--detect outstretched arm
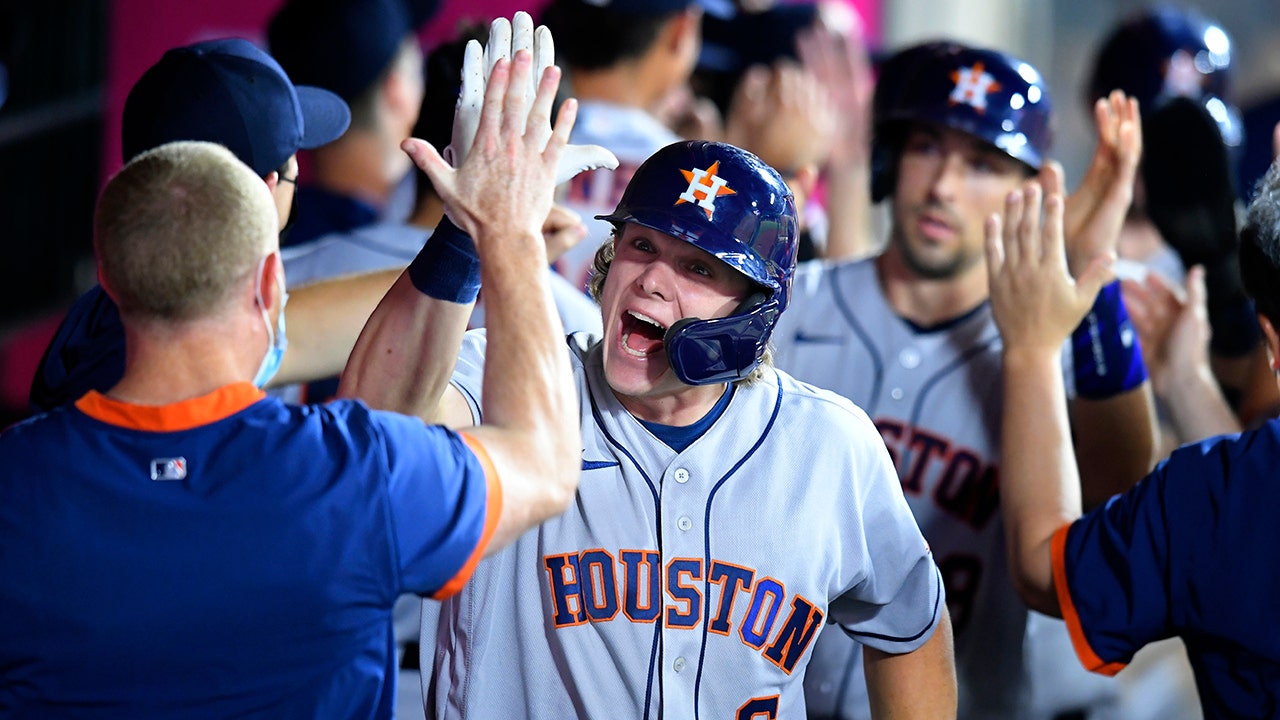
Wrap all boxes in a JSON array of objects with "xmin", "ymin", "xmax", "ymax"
[
  {"xmin": 340, "ymin": 14, "xmax": 583, "ymax": 554},
  {"xmin": 797, "ymin": 23, "xmax": 875, "ymax": 260},
  {"xmin": 986, "ymin": 181, "xmax": 1114, "ymax": 614},
  {"xmin": 270, "ymin": 268, "xmax": 402, "ymax": 388},
  {"xmin": 1053, "ymin": 94, "xmax": 1157, "ymax": 506},
  {"xmin": 1122, "ymin": 265, "xmax": 1240, "ymax": 446}
]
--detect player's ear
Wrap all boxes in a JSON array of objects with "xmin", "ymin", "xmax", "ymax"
[
  {"xmin": 1259, "ymin": 314, "xmax": 1280, "ymax": 372},
  {"xmin": 662, "ymin": 8, "xmax": 702, "ymax": 55}
]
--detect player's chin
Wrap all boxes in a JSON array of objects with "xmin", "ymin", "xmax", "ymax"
[{"xmin": 602, "ymin": 346, "xmax": 670, "ymax": 395}]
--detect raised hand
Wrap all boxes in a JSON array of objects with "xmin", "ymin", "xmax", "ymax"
[
  {"xmin": 723, "ymin": 61, "xmax": 836, "ymax": 173},
  {"xmin": 444, "ymin": 12, "xmax": 617, "ymax": 186},
  {"xmin": 796, "ymin": 21, "xmax": 872, "ymax": 166},
  {"xmin": 1056, "ymin": 90, "xmax": 1142, "ymax": 275},
  {"xmin": 403, "ymin": 42, "xmax": 572, "ymax": 248},
  {"xmin": 1121, "ymin": 266, "xmax": 1210, "ymax": 398},
  {"xmin": 986, "ymin": 166, "xmax": 1115, "ymax": 354}
]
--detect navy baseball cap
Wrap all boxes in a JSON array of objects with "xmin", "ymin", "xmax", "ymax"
[
  {"xmin": 122, "ymin": 38, "xmax": 350, "ymax": 178},
  {"xmin": 269, "ymin": 0, "xmax": 428, "ymax": 103},
  {"xmin": 577, "ymin": 0, "xmax": 734, "ymax": 20},
  {"xmin": 698, "ymin": 3, "xmax": 816, "ymax": 73}
]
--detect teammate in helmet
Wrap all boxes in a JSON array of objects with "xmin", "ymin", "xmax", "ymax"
[
  {"xmin": 347, "ymin": 20, "xmax": 958, "ymax": 710},
  {"xmin": 403, "ymin": 135, "xmax": 955, "ymax": 719},
  {"xmin": 772, "ymin": 41, "xmax": 1156, "ymax": 719},
  {"xmin": 589, "ymin": 141, "xmax": 796, "ymax": 390}
]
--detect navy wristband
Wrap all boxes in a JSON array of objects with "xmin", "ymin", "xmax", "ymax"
[
  {"xmin": 1071, "ymin": 281, "xmax": 1148, "ymax": 399},
  {"xmin": 407, "ymin": 217, "xmax": 481, "ymax": 303}
]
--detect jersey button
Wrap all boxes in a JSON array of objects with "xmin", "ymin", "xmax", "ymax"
[
  {"xmin": 890, "ymin": 387, "xmax": 904, "ymax": 401},
  {"xmin": 673, "ymin": 657, "xmax": 687, "ymax": 673},
  {"xmin": 674, "ymin": 468, "xmax": 690, "ymax": 484},
  {"xmin": 677, "ymin": 516, "xmax": 693, "ymax": 531},
  {"xmin": 899, "ymin": 348, "xmax": 922, "ymax": 369}
]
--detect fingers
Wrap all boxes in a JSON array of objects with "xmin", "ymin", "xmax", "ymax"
[
  {"xmin": 486, "ymin": 16, "xmax": 511, "ymax": 79},
  {"xmin": 1185, "ymin": 264, "xmax": 1207, "ymax": 314},
  {"xmin": 451, "ymin": 39, "xmax": 485, "ymax": 167},
  {"xmin": 1038, "ymin": 159, "xmax": 1065, "ymax": 198},
  {"xmin": 477, "ymin": 56, "xmax": 512, "ymax": 144},
  {"xmin": 548, "ymin": 98, "xmax": 578, "ymax": 162},
  {"xmin": 1002, "ymin": 188, "xmax": 1025, "ymax": 268},
  {"xmin": 1018, "ymin": 183, "xmax": 1044, "ymax": 265},
  {"xmin": 984, "ymin": 212, "xmax": 1005, "ymax": 280},
  {"xmin": 526, "ymin": 61, "xmax": 561, "ymax": 151},
  {"xmin": 512, "ymin": 11, "xmax": 536, "ymax": 103},
  {"xmin": 534, "ymin": 25, "xmax": 555, "ymax": 100},
  {"xmin": 402, "ymin": 138, "xmax": 455, "ymax": 196},
  {"xmin": 1074, "ymin": 252, "xmax": 1117, "ymax": 306},
  {"xmin": 502, "ymin": 50, "xmax": 534, "ymax": 138}
]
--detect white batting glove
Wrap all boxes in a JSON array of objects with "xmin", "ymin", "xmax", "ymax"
[{"xmin": 444, "ymin": 12, "xmax": 618, "ymax": 185}]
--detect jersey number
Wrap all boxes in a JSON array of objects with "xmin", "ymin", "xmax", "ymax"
[
  {"xmin": 735, "ymin": 695, "xmax": 779, "ymax": 719},
  {"xmin": 937, "ymin": 554, "xmax": 982, "ymax": 634}
]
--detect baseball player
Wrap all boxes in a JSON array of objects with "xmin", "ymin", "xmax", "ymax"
[
  {"xmin": 770, "ymin": 43, "xmax": 1156, "ymax": 719},
  {"xmin": 426, "ymin": 138, "xmax": 954, "ymax": 719},
  {"xmin": 989, "ymin": 154, "xmax": 1280, "ymax": 720},
  {"xmin": 337, "ymin": 16, "xmax": 956, "ymax": 717}
]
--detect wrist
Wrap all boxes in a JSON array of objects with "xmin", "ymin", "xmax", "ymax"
[
  {"xmin": 1070, "ymin": 281, "xmax": 1149, "ymax": 398},
  {"xmin": 407, "ymin": 217, "xmax": 481, "ymax": 303}
]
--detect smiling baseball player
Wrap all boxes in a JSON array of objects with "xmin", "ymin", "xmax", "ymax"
[{"xmin": 340, "ymin": 14, "xmax": 957, "ymax": 718}]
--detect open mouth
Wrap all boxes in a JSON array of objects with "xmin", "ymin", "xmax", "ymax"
[{"xmin": 621, "ymin": 310, "xmax": 667, "ymax": 357}]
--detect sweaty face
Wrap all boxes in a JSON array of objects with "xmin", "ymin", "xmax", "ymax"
[
  {"xmin": 890, "ymin": 123, "xmax": 1030, "ymax": 280},
  {"xmin": 599, "ymin": 223, "xmax": 754, "ymax": 407}
]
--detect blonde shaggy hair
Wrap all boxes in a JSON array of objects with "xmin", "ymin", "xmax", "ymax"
[{"xmin": 94, "ymin": 141, "xmax": 277, "ymax": 322}]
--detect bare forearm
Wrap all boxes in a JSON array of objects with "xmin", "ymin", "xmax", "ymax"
[
  {"xmin": 470, "ymin": 228, "xmax": 580, "ymax": 549},
  {"xmin": 1161, "ymin": 365, "xmax": 1241, "ymax": 442},
  {"xmin": 823, "ymin": 160, "xmax": 876, "ymax": 261},
  {"xmin": 1071, "ymin": 383, "xmax": 1158, "ymax": 508},
  {"xmin": 336, "ymin": 272, "xmax": 473, "ymax": 422},
  {"xmin": 1002, "ymin": 349, "xmax": 1080, "ymax": 615},
  {"xmin": 273, "ymin": 268, "xmax": 402, "ymax": 386},
  {"xmin": 864, "ymin": 611, "xmax": 957, "ymax": 719}
]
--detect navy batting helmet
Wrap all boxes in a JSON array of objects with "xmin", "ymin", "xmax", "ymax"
[
  {"xmin": 1087, "ymin": 5, "xmax": 1240, "ymax": 148},
  {"xmin": 871, "ymin": 42, "xmax": 1052, "ymax": 202},
  {"xmin": 597, "ymin": 140, "xmax": 798, "ymax": 386}
]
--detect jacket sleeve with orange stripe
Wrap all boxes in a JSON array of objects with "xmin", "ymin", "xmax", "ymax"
[
  {"xmin": 1051, "ymin": 428, "xmax": 1258, "ymax": 677},
  {"xmin": 375, "ymin": 407, "xmax": 502, "ymax": 601}
]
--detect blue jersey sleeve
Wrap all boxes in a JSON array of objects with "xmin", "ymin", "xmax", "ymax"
[
  {"xmin": 1051, "ymin": 433, "xmax": 1249, "ymax": 675},
  {"xmin": 1052, "ymin": 464, "xmax": 1177, "ymax": 675},
  {"xmin": 376, "ymin": 411, "xmax": 501, "ymax": 600}
]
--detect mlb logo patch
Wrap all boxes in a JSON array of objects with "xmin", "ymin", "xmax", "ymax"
[{"xmin": 150, "ymin": 457, "xmax": 187, "ymax": 481}]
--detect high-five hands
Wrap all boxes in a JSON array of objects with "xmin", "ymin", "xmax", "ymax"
[
  {"xmin": 1051, "ymin": 90, "xmax": 1142, "ymax": 276},
  {"xmin": 986, "ymin": 165, "xmax": 1116, "ymax": 354},
  {"xmin": 444, "ymin": 12, "xmax": 617, "ymax": 186},
  {"xmin": 401, "ymin": 19, "xmax": 572, "ymax": 247}
]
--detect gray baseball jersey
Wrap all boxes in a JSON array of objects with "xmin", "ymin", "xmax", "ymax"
[
  {"xmin": 772, "ymin": 257, "xmax": 1033, "ymax": 719},
  {"xmin": 421, "ymin": 330, "xmax": 943, "ymax": 719}
]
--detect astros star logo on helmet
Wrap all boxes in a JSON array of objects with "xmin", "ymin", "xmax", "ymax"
[
  {"xmin": 677, "ymin": 161, "xmax": 736, "ymax": 219},
  {"xmin": 949, "ymin": 62, "xmax": 1001, "ymax": 113}
]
